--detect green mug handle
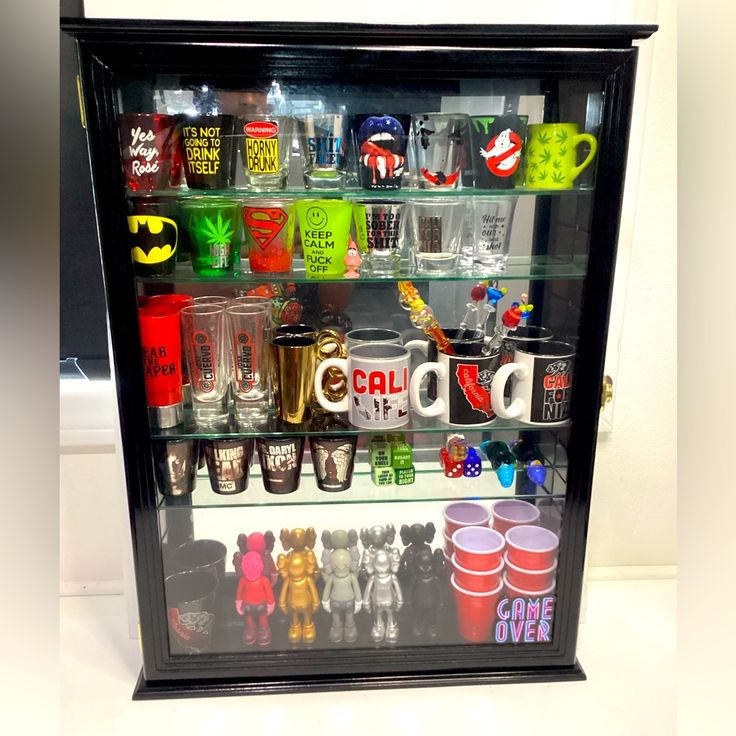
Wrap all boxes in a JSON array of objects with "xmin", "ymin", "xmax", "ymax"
[{"xmin": 570, "ymin": 133, "xmax": 598, "ymax": 182}]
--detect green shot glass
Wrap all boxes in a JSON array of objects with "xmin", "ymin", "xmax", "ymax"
[
  {"xmin": 179, "ymin": 197, "xmax": 241, "ymax": 276},
  {"xmin": 295, "ymin": 199, "xmax": 353, "ymax": 279}
]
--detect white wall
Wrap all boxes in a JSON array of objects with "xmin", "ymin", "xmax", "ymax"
[{"xmin": 60, "ymin": 0, "xmax": 676, "ymax": 593}]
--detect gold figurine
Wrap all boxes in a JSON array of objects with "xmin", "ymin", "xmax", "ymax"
[{"xmin": 277, "ymin": 528, "xmax": 320, "ymax": 644}]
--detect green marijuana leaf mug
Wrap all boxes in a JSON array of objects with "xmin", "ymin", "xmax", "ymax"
[{"xmin": 524, "ymin": 123, "xmax": 597, "ymax": 189}]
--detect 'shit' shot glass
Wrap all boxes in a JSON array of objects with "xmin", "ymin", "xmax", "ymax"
[
  {"xmin": 351, "ymin": 200, "xmax": 405, "ymax": 276},
  {"xmin": 295, "ymin": 110, "xmax": 349, "ymax": 190}
]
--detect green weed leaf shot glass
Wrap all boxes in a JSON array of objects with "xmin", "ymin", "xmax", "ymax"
[{"xmin": 180, "ymin": 197, "xmax": 241, "ymax": 276}]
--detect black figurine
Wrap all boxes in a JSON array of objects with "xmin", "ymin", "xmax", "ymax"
[
  {"xmin": 398, "ymin": 522, "xmax": 436, "ymax": 584},
  {"xmin": 407, "ymin": 547, "xmax": 447, "ymax": 640}
]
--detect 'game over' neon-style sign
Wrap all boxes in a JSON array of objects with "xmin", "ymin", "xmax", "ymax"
[{"xmin": 494, "ymin": 596, "xmax": 555, "ymax": 644}]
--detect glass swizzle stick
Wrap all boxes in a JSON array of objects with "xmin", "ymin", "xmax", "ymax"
[
  {"xmin": 397, "ymin": 281, "xmax": 455, "ymax": 355},
  {"xmin": 483, "ymin": 293, "xmax": 533, "ymax": 355}
]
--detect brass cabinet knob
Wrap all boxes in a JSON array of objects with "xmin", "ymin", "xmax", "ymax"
[{"xmin": 600, "ymin": 375, "xmax": 613, "ymax": 411}]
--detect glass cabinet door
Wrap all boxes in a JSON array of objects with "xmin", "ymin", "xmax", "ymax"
[{"xmin": 84, "ymin": 30, "xmax": 639, "ymax": 681}]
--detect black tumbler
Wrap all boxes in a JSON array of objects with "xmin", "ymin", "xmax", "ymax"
[
  {"xmin": 309, "ymin": 435, "xmax": 357, "ymax": 492},
  {"xmin": 203, "ymin": 438, "xmax": 254, "ymax": 494},
  {"xmin": 256, "ymin": 436, "xmax": 305, "ymax": 494},
  {"xmin": 152, "ymin": 438, "xmax": 199, "ymax": 496}
]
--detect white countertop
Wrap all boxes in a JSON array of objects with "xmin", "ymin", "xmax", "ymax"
[{"xmin": 60, "ymin": 577, "xmax": 676, "ymax": 735}]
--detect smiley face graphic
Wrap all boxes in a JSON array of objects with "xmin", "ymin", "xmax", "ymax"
[{"xmin": 306, "ymin": 206, "xmax": 328, "ymax": 229}]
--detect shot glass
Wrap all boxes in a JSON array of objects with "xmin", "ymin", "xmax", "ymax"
[
  {"xmin": 203, "ymin": 438, "xmax": 254, "ymax": 494},
  {"xmin": 226, "ymin": 302, "xmax": 272, "ymax": 419},
  {"xmin": 271, "ymin": 334, "xmax": 317, "ymax": 424},
  {"xmin": 295, "ymin": 110, "xmax": 349, "ymax": 190},
  {"xmin": 179, "ymin": 197, "xmax": 241, "ymax": 276},
  {"xmin": 256, "ymin": 436, "xmax": 306, "ymax": 494},
  {"xmin": 152, "ymin": 439, "xmax": 199, "ymax": 496},
  {"xmin": 239, "ymin": 114, "xmax": 294, "ymax": 191},
  {"xmin": 180, "ymin": 304, "xmax": 230, "ymax": 424},
  {"xmin": 411, "ymin": 113, "xmax": 469, "ymax": 189},
  {"xmin": 296, "ymin": 199, "xmax": 353, "ymax": 278},
  {"xmin": 470, "ymin": 196, "xmax": 518, "ymax": 274},
  {"xmin": 351, "ymin": 200, "xmax": 405, "ymax": 275},
  {"xmin": 309, "ymin": 435, "xmax": 357, "ymax": 492},
  {"xmin": 407, "ymin": 198, "xmax": 467, "ymax": 275},
  {"xmin": 127, "ymin": 196, "xmax": 179, "ymax": 277},
  {"xmin": 177, "ymin": 114, "xmax": 237, "ymax": 190},
  {"xmin": 118, "ymin": 112, "xmax": 179, "ymax": 192},
  {"xmin": 352, "ymin": 114, "xmax": 409, "ymax": 191},
  {"xmin": 241, "ymin": 198, "xmax": 296, "ymax": 273}
]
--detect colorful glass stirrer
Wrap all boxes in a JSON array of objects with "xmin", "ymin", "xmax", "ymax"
[
  {"xmin": 398, "ymin": 281, "xmax": 455, "ymax": 355},
  {"xmin": 483, "ymin": 293, "xmax": 534, "ymax": 354}
]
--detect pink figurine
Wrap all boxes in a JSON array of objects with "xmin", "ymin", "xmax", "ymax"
[
  {"xmin": 236, "ymin": 551, "xmax": 276, "ymax": 646},
  {"xmin": 343, "ymin": 239, "xmax": 362, "ymax": 279}
]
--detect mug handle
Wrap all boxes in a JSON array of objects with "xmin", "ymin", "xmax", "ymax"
[
  {"xmin": 316, "ymin": 330, "xmax": 346, "ymax": 362},
  {"xmin": 409, "ymin": 362, "xmax": 446, "ymax": 418},
  {"xmin": 490, "ymin": 362, "xmax": 530, "ymax": 419},
  {"xmin": 314, "ymin": 358, "xmax": 349, "ymax": 413},
  {"xmin": 570, "ymin": 133, "xmax": 598, "ymax": 182},
  {"xmin": 405, "ymin": 339, "xmax": 429, "ymax": 357}
]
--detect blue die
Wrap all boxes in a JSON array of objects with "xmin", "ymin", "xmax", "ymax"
[{"xmin": 463, "ymin": 448, "xmax": 483, "ymax": 478}]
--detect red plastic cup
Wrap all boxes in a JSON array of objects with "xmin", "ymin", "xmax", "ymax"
[
  {"xmin": 443, "ymin": 529, "xmax": 455, "ymax": 556},
  {"xmin": 503, "ymin": 572, "xmax": 556, "ymax": 599},
  {"xmin": 452, "ymin": 553, "xmax": 504, "ymax": 593},
  {"xmin": 491, "ymin": 499, "xmax": 541, "ymax": 535},
  {"xmin": 443, "ymin": 501, "xmax": 491, "ymax": 537},
  {"xmin": 451, "ymin": 574, "xmax": 504, "ymax": 643},
  {"xmin": 503, "ymin": 552, "xmax": 557, "ymax": 592},
  {"xmin": 505, "ymin": 525, "xmax": 559, "ymax": 571},
  {"xmin": 452, "ymin": 526, "xmax": 505, "ymax": 572}
]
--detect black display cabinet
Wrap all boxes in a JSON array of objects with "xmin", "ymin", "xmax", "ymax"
[{"xmin": 62, "ymin": 19, "xmax": 656, "ymax": 698}]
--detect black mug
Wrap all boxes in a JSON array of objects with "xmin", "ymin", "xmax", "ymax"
[
  {"xmin": 405, "ymin": 328, "xmax": 486, "ymax": 400},
  {"xmin": 469, "ymin": 115, "xmax": 528, "ymax": 189}
]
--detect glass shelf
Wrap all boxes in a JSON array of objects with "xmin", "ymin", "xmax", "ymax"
[
  {"xmin": 128, "ymin": 186, "xmax": 594, "ymax": 200},
  {"xmin": 137, "ymin": 255, "xmax": 587, "ymax": 286},
  {"xmin": 158, "ymin": 458, "xmax": 567, "ymax": 509},
  {"xmin": 152, "ymin": 413, "xmax": 571, "ymax": 440}
]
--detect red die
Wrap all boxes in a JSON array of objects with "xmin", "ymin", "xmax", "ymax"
[{"xmin": 439, "ymin": 448, "xmax": 464, "ymax": 479}]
